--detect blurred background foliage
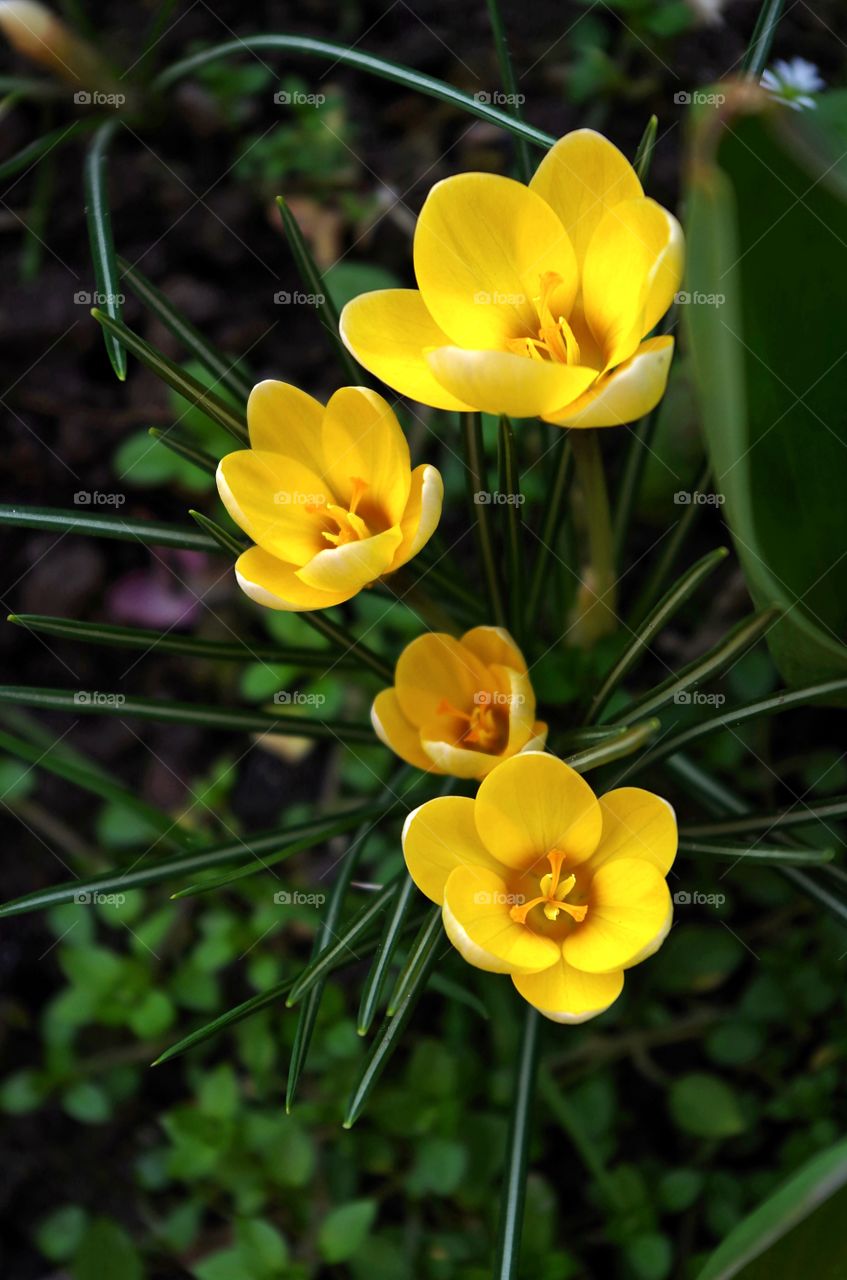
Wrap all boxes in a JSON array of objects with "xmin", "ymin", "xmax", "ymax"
[{"xmin": 1, "ymin": 0, "xmax": 847, "ymax": 1277}]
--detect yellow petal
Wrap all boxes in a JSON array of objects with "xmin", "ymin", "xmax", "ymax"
[
  {"xmin": 418, "ymin": 737, "xmax": 504, "ymax": 779},
  {"xmin": 394, "ymin": 632, "xmax": 491, "ymax": 725},
  {"xmin": 321, "ymin": 386, "xmax": 411, "ymax": 526},
  {"xmin": 247, "ymin": 380, "xmax": 325, "ymax": 469},
  {"xmin": 426, "ymin": 346, "xmax": 597, "ymax": 418},
  {"xmin": 474, "ymin": 752, "xmax": 602, "ymax": 873},
  {"xmin": 529, "ymin": 129, "xmax": 643, "ymax": 267},
  {"xmin": 442, "ymin": 865, "xmax": 561, "ymax": 974},
  {"xmin": 297, "ymin": 525, "xmax": 403, "ymax": 594},
  {"xmin": 414, "ymin": 172, "xmax": 579, "ymax": 348},
  {"xmin": 389, "ymin": 464, "xmax": 444, "ymax": 571},
  {"xmin": 233, "ymin": 546, "xmax": 348, "ymax": 611},
  {"xmin": 583, "ymin": 788, "xmax": 677, "ymax": 878},
  {"xmin": 542, "ymin": 336, "xmax": 674, "ymax": 429},
  {"xmin": 582, "ymin": 198, "xmax": 682, "ymax": 369},
  {"xmin": 339, "ymin": 289, "xmax": 473, "ymax": 411},
  {"xmin": 494, "ymin": 665, "xmax": 536, "ymax": 753},
  {"xmin": 401, "ymin": 794, "xmax": 505, "ymax": 903},
  {"xmin": 513, "ymin": 953, "xmax": 623, "ymax": 1023},
  {"xmin": 216, "ymin": 451, "xmax": 330, "ymax": 562},
  {"xmin": 461, "ymin": 625, "xmax": 527, "ymax": 673},
  {"xmin": 563, "ymin": 857, "xmax": 672, "ymax": 974},
  {"xmin": 371, "ymin": 689, "xmax": 434, "ymax": 772}
]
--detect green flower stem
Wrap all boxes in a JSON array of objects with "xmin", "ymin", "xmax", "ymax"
[
  {"xmin": 299, "ymin": 611, "xmax": 392, "ymax": 683},
  {"xmin": 629, "ymin": 460, "xmax": 711, "ymax": 627},
  {"xmin": 484, "ymin": 0, "xmax": 532, "ymax": 183},
  {"xmin": 463, "ymin": 413, "xmax": 507, "ymax": 628},
  {"xmin": 742, "ymin": 0, "xmax": 787, "ymax": 77},
  {"xmin": 494, "ymin": 1002, "xmax": 541, "ymax": 1280},
  {"xmin": 498, "ymin": 416, "xmax": 525, "ymax": 645},
  {"xmin": 567, "ymin": 430, "xmax": 617, "ymax": 646},
  {"xmin": 526, "ymin": 433, "xmax": 573, "ymax": 627}
]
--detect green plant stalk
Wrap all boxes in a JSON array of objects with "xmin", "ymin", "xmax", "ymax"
[
  {"xmin": 585, "ymin": 547, "xmax": 729, "ymax": 724},
  {"xmin": 681, "ymin": 795, "xmax": 847, "ymax": 838},
  {"xmin": 612, "ymin": 400, "xmax": 662, "ymax": 568},
  {"xmin": 538, "ymin": 1066, "xmax": 625, "ymax": 1210},
  {"xmin": 742, "ymin": 0, "xmax": 787, "ymax": 77},
  {"xmin": 153, "ymin": 977, "xmax": 294, "ymax": 1065},
  {"xmin": 484, "ymin": 0, "xmax": 532, "ymax": 182},
  {"xmin": 632, "ymin": 114, "xmax": 658, "ymax": 183},
  {"xmin": 153, "ymin": 36, "xmax": 556, "ymax": 150},
  {"xmin": 286, "ymin": 880, "xmax": 401, "ymax": 1006},
  {"xmin": 385, "ymin": 903, "xmax": 443, "ymax": 1016},
  {"xmin": 498, "ymin": 416, "xmax": 525, "ymax": 644},
  {"xmin": 298, "ymin": 610, "xmax": 393, "ymax": 682},
  {"xmin": 91, "ymin": 309, "xmax": 248, "ymax": 442},
  {"xmin": 358, "ymin": 873, "xmax": 420, "ymax": 1035},
  {"xmin": 493, "ymin": 1002, "xmax": 541, "ymax": 1280},
  {"xmin": 563, "ymin": 718, "xmax": 660, "ymax": 772},
  {"xmin": 463, "ymin": 413, "xmax": 507, "ymax": 627},
  {"xmin": 678, "ymin": 838, "xmax": 833, "ymax": 865},
  {"xmin": 0, "ymin": 503, "xmax": 220, "ymax": 553},
  {"xmin": 123, "ymin": 260, "xmax": 253, "ymax": 402},
  {"xmin": 568, "ymin": 430, "xmax": 617, "ymax": 646},
  {"xmin": 84, "ymin": 121, "xmax": 125, "ymax": 380},
  {"xmin": 526, "ymin": 433, "xmax": 572, "ymax": 626},
  {"xmin": 7, "ymin": 613, "xmax": 354, "ymax": 668},
  {"xmin": 0, "ymin": 685, "xmax": 373, "ymax": 743},
  {"xmin": 629, "ymin": 460, "xmax": 711, "ymax": 626},
  {"xmin": 147, "ymin": 428, "xmax": 218, "ymax": 476}
]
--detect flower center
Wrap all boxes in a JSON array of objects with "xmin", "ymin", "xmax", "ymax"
[
  {"xmin": 505, "ymin": 272, "xmax": 582, "ymax": 366},
  {"xmin": 309, "ymin": 476, "xmax": 371, "ymax": 548},
  {"xmin": 436, "ymin": 697, "xmax": 509, "ymax": 754},
  {"xmin": 509, "ymin": 848, "xmax": 588, "ymax": 925}
]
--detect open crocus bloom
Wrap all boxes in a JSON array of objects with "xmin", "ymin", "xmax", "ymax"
[
  {"xmin": 216, "ymin": 381, "xmax": 443, "ymax": 611},
  {"xmin": 402, "ymin": 753, "xmax": 677, "ymax": 1022},
  {"xmin": 371, "ymin": 626, "xmax": 547, "ymax": 778},
  {"xmin": 340, "ymin": 129, "xmax": 683, "ymax": 427}
]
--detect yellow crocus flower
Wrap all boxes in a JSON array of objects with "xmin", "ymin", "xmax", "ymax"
[
  {"xmin": 216, "ymin": 382, "xmax": 443, "ymax": 611},
  {"xmin": 372, "ymin": 626, "xmax": 547, "ymax": 778},
  {"xmin": 402, "ymin": 753, "xmax": 677, "ymax": 1022},
  {"xmin": 340, "ymin": 129, "xmax": 683, "ymax": 427}
]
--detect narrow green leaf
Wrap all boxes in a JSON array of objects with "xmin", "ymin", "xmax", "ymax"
[
  {"xmin": 91, "ymin": 309, "xmax": 248, "ymax": 442},
  {"xmin": 557, "ymin": 724, "xmax": 630, "ymax": 752},
  {"xmin": 358, "ymin": 873, "xmax": 419, "ymax": 1035},
  {"xmin": 344, "ymin": 906, "xmax": 443, "ymax": 1127},
  {"xmin": 298, "ymin": 610, "xmax": 393, "ymax": 683},
  {"xmin": 464, "ymin": 412, "xmax": 507, "ymax": 628},
  {"xmin": 153, "ymin": 978, "xmax": 293, "ymax": 1065},
  {"xmin": 484, "ymin": 0, "xmax": 532, "ymax": 182},
  {"xmin": 564, "ymin": 718, "xmax": 660, "ymax": 772},
  {"xmin": 629, "ymin": 460, "xmax": 712, "ymax": 627},
  {"xmin": 275, "ymin": 198, "xmax": 362, "ymax": 384},
  {"xmin": 497, "ymin": 416, "xmax": 525, "ymax": 644},
  {"xmin": 0, "ymin": 503, "xmax": 220, "ymax": 553},
  {"xmin": 681, "ymin": 795, "xmax": 847, "ymax": 839},
  {"xmin": 615, "ymin": 607, "xmax": 780, "ymax": 727},
  {"xmin": 84, "ymin": 122, "xmax": 126, "ymax": 380},
  {"xmin": 741, "ymin": 0, "xmax": 786, "ymax": 77},
  {"xmin": 628, "ymin": 679, "xmax": 847, "ymax": 778},
  {"xmin": 154, "ymin": 36, "xmax": 556, "ymax": 150},
  {"xmin": 0, "ymin": 726, "xmax": 190, "ymax": 849},
  {"xmin": 171, "ymin": 805, "xmax": 388, "ymax": 899},
  {"xmin": 612, "ymin": 400, "xmax": 661, "ymax": 570},
  {"xmin": 188, "ymin": 509, "xmax": 247, "ymax": 556},
  {"xmin": 148, "ymin": 428, "xmax": 217, "ymax": 476},
  {"xmin": 633, "ymin": 114, "xmax": 659, "ymax": 183},
  {"xmin": 538, "ymin": 1066, "xmax": 623, "ymax": 1210},
  {"xmin": 0, "ymin": 119, "xmax": 93, "ymax": 184},
  {"xmin": 7, "ymin": 613, "xmax": 353, "ymax": 668},
  {"xmin": 120, "ymin": 259, "xmax": 252, "ymax": 401},
  {"xmin": 0, "ymin": 806, "xmax": 376, "ymax": 917},
  {"xmin": 679, "ymin": 838, "xmax": 834, "ymax": 865},
  {"xmin": 493, "ymin": 1002, "xmax": 541, "ymax": 1280},
  {"xmin": 0, "ymin": 685, "xmax": 373, "ymax": 742},
  {"xmin": 586, "ymin": 547, "xmax": 729, "ymax": 723},
  {"xmin": 526, "ymin": 434, "xmax": 572, "ymax": 626},
  {"xmin": 385, "ymin": 904, "xmax": 443, "ymax": 1016},
  {"xmin": 286, "ymin": 879, "xmax": 400, "ymax": 1007}
]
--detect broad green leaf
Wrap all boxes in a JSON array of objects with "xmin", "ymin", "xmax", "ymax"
[
  {"xmin": 686, "ymin": 90, "xmax": 847, "ymax": 689},
  {"xmin": 696, "ymin": 1138, "xmax": 847, "ymax": 1279},
  {"xmin": 73, "ymin": 1218, "xmax": 143, "ymax": 1280},
  {"xmin": 669, "ymin": 1072, "xmax": 748, "ymax": 1138},
  {"xmin": 318, "ymin": 1199, "xmax": 377, "ymax": 1264}
]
